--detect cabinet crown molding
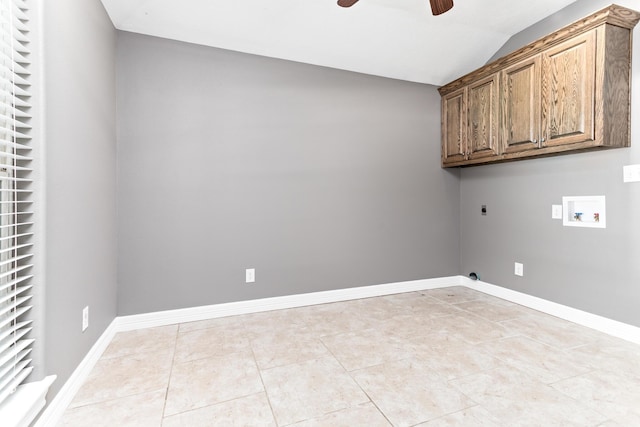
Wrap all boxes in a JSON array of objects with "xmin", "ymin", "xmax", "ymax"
[{"xmin": 439, "ymin": 4, "xmax": 640, "ymax": 96}]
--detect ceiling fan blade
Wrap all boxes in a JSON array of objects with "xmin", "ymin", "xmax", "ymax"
[
  {"xmin": 430, "ymin": 0, "xmax": 454, "ymax": 15},
  {"xmin": 337, "ymin": 0, "xmax": 359, "ymax": 7}
]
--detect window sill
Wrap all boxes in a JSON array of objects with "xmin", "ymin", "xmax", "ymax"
[{"xmin": 0, "ymin": 376, "xmax": 56, "ymax": 427}]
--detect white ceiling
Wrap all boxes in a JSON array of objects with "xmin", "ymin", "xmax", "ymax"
[{"xmin": 100, "ymin": 0, "xmax": 578, "ymax": 86}]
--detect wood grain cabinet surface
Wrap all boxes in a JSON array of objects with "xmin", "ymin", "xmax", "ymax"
[{"xmin": 439, "ymin": 4, "xmax": 640, "ymax": 167}]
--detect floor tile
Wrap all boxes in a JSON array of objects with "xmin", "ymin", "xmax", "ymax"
[
  {"xmin": 428, "ymin": 312, "xmax": 514, "ymax": 345},
  {"xmin": 600, "ymin": 411, "xmax": 640, "ymax": 426},
  {"xmin": 450, "ymin": 365, "xmax": 607, "ymax": 427},
  {"xmin": 320, "ymin": 328, "xmax": 413, "ymax": 371},
  {"xmin": 161, "ymin": 392, "xmax": 275, "ymax": 427},
  {"xmin": 69, "ymin": 350, "xmax": 174, "ymax": 408},
  {"xmin": 477, "ymin": 335, "xmax": 591, "ymax": 383},
  {"xmin": 288, "ymin": 402, "xmax": 391, "ymax": 427},
  {"xmin": 570, "ymin": 338, "xmax": 640, "ymax": 379},
  {"xmin": 251, "ymin": 332, "xmax": 330, "ymax": 370},
  {"xmin": 454, "ymin": 299, "xmax": 533, "ymax": 322},
  {"xmin": 450, "ymin": 364, "xmax": 542, "ymax": 396},
  {"xmin": 409, "ymin": 336, "xmax": 505, "ymax": 380},
  {"xmin": 399, "ymin": 298, "xmax": 464, "ymax": 318},
  {"xmin": 178, "ymin": 315, "xmax": 246, "ymax": 334},
  {"xmin": 101, "ymin": 325, "xmax": 178, "ymax": 359},
  {"xmin": 551, "ymin": 369, "xmax": 640, "ymax": 419},
  {"xmin": 421, "ymin": 286, "xmax": 492, "ymax": 304},
  {"xmin": 500, "ymin": 313, "xmax": 606, "ymax": 349},
  {"xmin": 241, "ymin": 309, "xmax": 310, "ymax": 340},
  {"xmin": 352, "ymin": 358, "xmax": 474, "ymax": 426},
  {"xmin": 355, "ymin": 296, "xmax": 414, "ymax": 320},
  {"xmin": 164, "ymin": 351, "xmax": 263, "ymax": 417},
  {"xmin": 415, "ymin": 405, "xmax": 503, "ymax": 426},
  {"xmin": 60, "ymin": 390, "xmax": 166, "ymax": 427},
  {"xmin": 261, "ymin": 356, "xmax": 369, "ymax": 426},
  {"xmin": 298, "ymin": 300, "xmax": 379, "ymax": 337},
  {"xmin": 374, "ymin": 314, "xmax": 448, "ymax": 339},
  {"xmin": 173, "ymin": 324, "xmax": 250, "ymax": 363}
]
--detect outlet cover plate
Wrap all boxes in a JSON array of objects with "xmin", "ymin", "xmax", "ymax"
[
  {"xmin": 245, "ymin": 268, "xmax": 255, "ymax": 283},
  {"xmin": 623, "ymin": 164, "xmax": 640, "ymax": 183},
  {"xmin": 514, "ymin": 262, "xmax": 524, "ymax": 277},
  {"xmin": 82, "ymin": 306, "xmax": 89, "ymax": 332}
]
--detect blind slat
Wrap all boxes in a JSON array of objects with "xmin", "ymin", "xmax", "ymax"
[
  {"xmin": 0, "ymin": 113, "xmax": 32, "ymax": 130},
  {"xmin": 0, "ymin": 65, "xmax": 29, "ymax": 84},
  {"xmin": 0, "ymin": 364, "xmax": 32, "ymax": 406},
  {"xmin": 0, "ymin": 285, "xmax": 31, "ymax": 306},
  {"xmin": 0, "ymin": 253, "xmax": 32, "ymax": 269},
  {"xmin": 0, "ymin": 264, "xmax": 33, "ymax": 282},
  {"xmin": 0, "ymin": 150, "xmax": 32, "ymax": 160},
  {"xmin": 0, "ymin": 354, "xmax": 32, "ymax": 390},
  {"xmin": 0, "ymin": 275, "xmax": 32, "ymax": 294},
  {"xmin": 0, "ymin": 296, "xmax": 31, "ymax": 319},
  {"xmin": 0, "ymin": 326, "xmax": 31, "ymax": 355},
  {"xmin": 0, "ymin": 339, "xmax": 32, "ymax": 369},
  {"xmin": 0, "ymin": 320, "xmax": 30, "ymax": 344},
  {"xmin": 0, "ymin": 232, "xmax": 33, "ymax": 243},
  {"xmin": 0, "ymin": 357, "xmax": 31, "ymax": 394},
  {"xmin": 0, "ymin": 355, "xmax": 31, "ymax": 388},
  {"xmin": 0, "ymin": 305, "xmax": 30, "ymax": 331},
  {"xmin": 0, "ymin": 164, "xmax": 32, "ymax": 172}
]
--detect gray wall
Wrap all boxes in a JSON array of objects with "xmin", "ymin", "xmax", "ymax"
[
  {"xmin": 461, "ymin": 0, "xmax": 640, "ymax": 327},
  {"xmin": 43, "ymin": 0, "xmax": 118, "ymax": 396},
  {"xmin": 116, "ymin": 32, "xmax": 460, "ymax": 315}
]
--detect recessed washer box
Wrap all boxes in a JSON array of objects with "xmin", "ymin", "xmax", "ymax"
[{"xmin": 562, "ymin": 196, "xmax": 606, "ymax": 228}]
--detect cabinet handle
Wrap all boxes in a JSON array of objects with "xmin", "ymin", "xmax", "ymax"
[
  {"xmin": 532, "ymin": 139, "xmax": 538, "ymax": 143},
  {"xmin": 541, "ymin": 137, "xmax": 546, "ymax": 143}
]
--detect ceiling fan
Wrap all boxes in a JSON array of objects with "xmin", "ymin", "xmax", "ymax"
[{"xmin": 337, "ymin": 0, "xmax": 454, "ymax": 16}]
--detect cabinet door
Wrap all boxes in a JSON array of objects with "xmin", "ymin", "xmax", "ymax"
[
  {"xmin": 468, "ymin": 74, "xmax": 500, "ymax": 160},
  {"xmin": 502, "ymin": 56, "xmax": 541, "ymax": 154},
  {"xmin": 541, "ymin": 31, "xmax": 596, "ymax": 147},
  {"xmin": 441, "ymin": 87, "xmax": 467, "ymax": 165}
]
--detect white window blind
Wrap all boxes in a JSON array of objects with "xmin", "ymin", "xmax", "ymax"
[{"xmin": 0, "ymin": 0, "xmax": 34, "ymax": 407}]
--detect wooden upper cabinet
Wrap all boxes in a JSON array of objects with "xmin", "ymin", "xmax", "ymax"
[
  {"xmin": 502, "ymin": 56, "xmax": 541, "ymax": 154},
  {"xmin": 438, "ymin": 4, "xmax": 640, "ymax": 167},
  {"xmin": 441, "ymin": 87, "xmax": 467, "ymax": 165},
  {"xmin": 468, "ymin": 74, "xmax": 500, "ymax": 160},
  {"xmin": 541, "ymin": 31, "xmax": 596, "ymax": 148}
]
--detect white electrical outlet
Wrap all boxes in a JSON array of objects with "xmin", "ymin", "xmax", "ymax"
[
  {"xmin": 552, "ymin": 205, "xmax": 563, "ymax": 219},
  {"xmin": 514, "ymin": 262, "xmax": 524, "ymax": 277},
  {"xmin": 623, "ymin": 164, "xmax": 640, "ymax": 183},
  {"xmin": 245, "ymin": 268, "xmax": 255, "ymax": 283},
  {"xmin": 82, "ymin": 306, "xmax": 89, "ymax": 332}
]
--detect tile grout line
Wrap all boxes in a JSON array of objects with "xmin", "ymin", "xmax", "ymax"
[
  {"xmin": 159, "ymin": 325, "xmax": 181, "ymax": 423},
  {"xmin": 247, "ymin": 325, "xmax": 280, "ymax": 426}
]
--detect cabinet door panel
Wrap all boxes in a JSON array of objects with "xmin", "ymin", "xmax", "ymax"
[
  {"xmin": 502, "ymin": 56, "xmax": 541, "ymax": 153},
  {"xmin": 541, "ymin": 31, "xmax": 596, "ymax": 147},
  {"xmin": 468, "ymin": 74, "xmax": 500, "ymax": 160},
  {"xmin": 441, "ymin": 88, "xmax": 467, "ymax": 165}
]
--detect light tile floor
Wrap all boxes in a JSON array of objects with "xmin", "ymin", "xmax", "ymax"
[{"xmin": 59, "ymin": 286, "xmax": 640, "ymax": 426}]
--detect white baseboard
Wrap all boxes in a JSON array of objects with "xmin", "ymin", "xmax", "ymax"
[
  {"xmin": 461, "ymin": 277, "xmax": 640, "ymax": 345},
  {"xmin": 34, "ymin": 320, "xmax": 119, "ymax": 427},
  {"xmin": 114, "ymin": 276, "xmax": 461, "ymax": 331},
  {"xmin": 35, "ymin": 274, "xmax": 640, "ymax": 426}
]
